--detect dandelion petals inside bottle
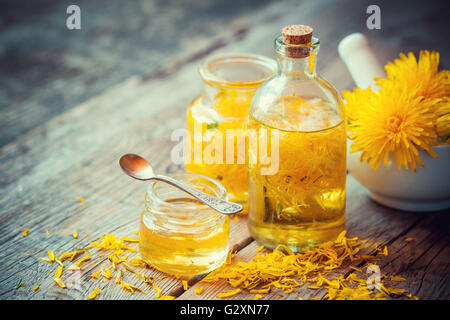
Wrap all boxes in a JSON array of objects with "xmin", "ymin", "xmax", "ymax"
[{"xmin": 248, "ymin": 24, "xmax": 347, "ymax": 251}]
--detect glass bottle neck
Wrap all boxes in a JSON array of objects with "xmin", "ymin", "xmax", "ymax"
[
  {"xmin": 274, "ymin": 35, "xmax": 320, "ymax": 79},
  {"xmin": 277, "ymin": 52, "xmax": 317, "ymax": 78}
]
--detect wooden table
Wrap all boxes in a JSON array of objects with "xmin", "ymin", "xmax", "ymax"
[{"xmin": 0, "ymin": 0, "xmax": 449, "ymax": 300}]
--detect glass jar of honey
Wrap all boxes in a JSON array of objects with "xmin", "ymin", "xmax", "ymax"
[
  {"xmin": 248, "ymin": 25, "xmax": 347, "ymax": 250},
  {"xmin": 139, "ymin": 173, "xmax": 230, "ymax": 276},
  {"xmin": 186, "ymin": 54, "xmax": 277, "ymax": 211}
]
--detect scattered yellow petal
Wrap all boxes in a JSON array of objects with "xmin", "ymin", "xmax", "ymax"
[
  {"xmin": 77, "ymin": 197, "xmax": 85, "ymax": 203},
  {"xmin": 45, "ymin": 229, "xmax": 50, "ymax": 237},
  {"xmin": 48, "ymin": 250, "xmax": 55, "ymax": 262},
  {"xmin": 133, "ymin": 230, "xmax": 139, "ymax": 235},
  {"xmin": 22, "ymin": 228, "xmax": 30, "ymax": 237},
  {"xmin": 55, "ymin": 265, "xmax": 63, "ymax": 279},
  {"xmin": 255, "ymin": 245, "xmax": 265, "ymax": 253},
  {"xmin": 33, "ymin": 285, "xmax": 39, "ymax": 291},
  {"xmin": 152, "ymin": 283, "xmax": 162, "ymax": 298},
  {"xmin": 217, "ymin": 288, "xmax": 241, "ymax": 298},
  {"xmin": 121, "ymin": 280, "xmax": 145, "ymax": 294},
  {"xmin": 54, "ymin": 278, "xmax": 66, "ymax": 288},
  {"xmin": 89, "ymin": 270, "xmax": 100, "ymax": 279},
  {"xmin": 195, "ymin": 287, "xmax": 204, "ymax": 295},
  {"xmin": 73, "ymin": 232, "xmax": 78, "ymax": 239},
  {"xmin": 88, "ymin": 286, "xmax": 101, "ymax": 300},
  {"xmin": 250, "ymin": 288, "xmax": 270, "ymax": 294},
  {"xmin": 202, "ymin": 231, "xmax": 412, "ymax": 300},
  {"xmin": 157, "ymin": 296, "xmax": 176, "ymax": 300},
  {"xmin": 115, "ymin": 270, "xmax": 123, "ymax": 284},
  {"xmin": 390, "ymin": 275, "xmax": 406, "ymax": 282},
  {"xmin": 182, "ymin": 280, "xmax": 189, "ymax": 291},
  {"xmin": 405, "ymin": 238, "xmax": 414, "ymax": 243},
  {"xmin": 101, "ymin": 267, "xmax": 112, "ymax": 279}
]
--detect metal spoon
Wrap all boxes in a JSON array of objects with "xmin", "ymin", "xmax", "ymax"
[{"xmin": 119, "ymin": 154, "xmax": 243, "ymax": 215}]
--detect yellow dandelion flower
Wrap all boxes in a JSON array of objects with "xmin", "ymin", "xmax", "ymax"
[
  {"xmin": 435, "ymin": 97, "xmax": 450, "ymax": 140},
  {"xmin": 376, "ymin": 50, "xmax": 449, "ymax": 100},
  {"xmin": 344, "ymin": 83, "xmax": 439, "ymax": 172}
]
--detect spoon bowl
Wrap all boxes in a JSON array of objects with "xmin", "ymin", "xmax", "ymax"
[
  {"xmin": 119, "ymin": 154, "xmax": 243, "ymax": 215},
  {"xmin": 120, "ymin": 154, "xmax": 155, "ymax": 180}
]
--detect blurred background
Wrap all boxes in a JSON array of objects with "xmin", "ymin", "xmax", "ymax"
[{"xmin": 0, "ymin": 0, "xmax": 448, "ymax": 147}]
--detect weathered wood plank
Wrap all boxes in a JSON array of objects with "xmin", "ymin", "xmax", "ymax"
[{"xmin": 0, "ymin": 0, "xmax": 277, "ymax": 147}]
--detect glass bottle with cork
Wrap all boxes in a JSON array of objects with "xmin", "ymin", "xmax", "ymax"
[{"xmin": 248, "ymin": 25, "xmax": 347, "ymax": 250}]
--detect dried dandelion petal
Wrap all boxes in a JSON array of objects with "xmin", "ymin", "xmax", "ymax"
[
  {"xmin": 129, "ymin": 257, "xmax": 149, "ymax": 268},
  {"xmin": 390, "ymin": 275, "xmax": 406, "ymax": 282},
  {"xmin": 89, "ymin": 270, "xmax": 100, "ymax": 279},
  {"xmin": 77, "ymin": 197, "xmax": 85, "ymax": 203},
  {"xmin": 195, "ymin": 287, "xmax": 204, "ymax": 295},
  {"xmin": 138, "ymin": 273, "xmax": 153, "ymax": 284},
  {"xmin": 48, "ymin": 250, "xmax": 55, "ymax": 262},
  {"xmin": 217, "ymin": 288, "xmax": 241, "ymax": 298},
  {"xmin": 152, "ymin": 283, "xmax": 163, "ymax": 298},
  {"xmin": 255, "ymin": 245, "xmax": 265, "ymax": 253},
  {"xmin": 73, "ymin": 232, "xmax": 78, "ymax": 239},
  {"xmin": 89, "ymin": 233, "xmax": 136, "ymax": 252},
  {"xmin": 115, "ymin": 270, "xmax": 123, "ymax": 284},
  {"xmin": 88, "ymin": 286, "xmax": 101, "ymax": 300},
  {"xmin": 54, "ymin": 278, "xmax": 66, "ymax": 288},
  {"xmin": 55, "ymin": 265, "xmax": 63, "ymax": 279},
  {"xmin": 101, "ymin": 267, "xmax": 112, "ymax": 279},
  {"xmin": 22, "ymin": 228, "xmax": 30, "ymax": 237},
  {"xmin": 203, "ymin": 231, "xmax": 414, "ymax": 300},
  {"xmin": 33, "ymin": 285, "xmax": 39, "ymax": 291},
  {"xmin": 121, "ymin": 280, "xmax": 145, "ymax": 294},
  {"xmin": 182, "ymin": 280, "xmax": 189, "ymax": 291},
  {"xmin": 73, "ymin": 250, "xmax": 91, "ymax": 268},
  {"xmin": 157, "ymin": 296, "xmax": 175, "ymax": 300},
  {"xmin": 59, "ymin": 250, "xmax": 83, "ymax": 262}
]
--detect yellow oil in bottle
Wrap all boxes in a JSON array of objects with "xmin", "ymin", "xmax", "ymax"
[
  {"xmin": 139, "ymin": 197, "xmax": 230, "ymax": 276},
  {"xmin": 248, "ymin": 96, "xmax": 346, "ymax": 250}
]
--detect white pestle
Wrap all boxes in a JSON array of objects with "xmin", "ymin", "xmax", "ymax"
[{"xmin": 338, "ymin": 33, "xmax": 385, "ymax": 90}]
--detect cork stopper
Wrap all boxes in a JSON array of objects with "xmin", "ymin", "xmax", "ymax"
[{"xmin": 281, "ymin": 25, "xmax": 313, "ymax": 58}]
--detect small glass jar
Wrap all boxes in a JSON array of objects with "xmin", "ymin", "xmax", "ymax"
[
  {"xmin": 139, "ymin": 173, "xmax": 230, "ymax": 276},
  {"xmin": 186, "ymin": 53, "xmax": 277, "ymax": 211}
]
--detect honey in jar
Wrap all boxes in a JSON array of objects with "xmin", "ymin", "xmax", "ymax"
[{"xmin": 139, "ymin": 173, "xmax": 230, "ymax": 276}]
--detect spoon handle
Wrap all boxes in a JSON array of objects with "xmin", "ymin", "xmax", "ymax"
[{"xmin": 154, "ymin": 175, "xmax": 243, "ymax": 215}]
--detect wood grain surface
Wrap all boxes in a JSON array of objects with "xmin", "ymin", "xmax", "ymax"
[{"xmin": 0, "ymin": 0, "xmax": 449, "ymax": 300}]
